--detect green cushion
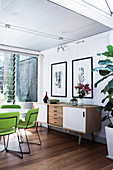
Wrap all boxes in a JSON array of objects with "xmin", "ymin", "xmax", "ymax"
[
  {"xmin": 17, "ymin": 120, "xmax": 35, "ymax": 128},
  {"xmin": 25, "ymin": 108, "xmax": 39, "ymax": 123},
  {"xmin": 1, "ymin": 105, "xmax": 21, "ymax": 109},
  {"xmin": 0, "ymin": 128, "xmax": 15, "ymax": 136},
  {"xmin": 17, "ymin": 108, "xmax": 39, "ymax": 129},
  {"xmin": 0, "ymin": 112, "xmax": 20, "ymax": 129}
]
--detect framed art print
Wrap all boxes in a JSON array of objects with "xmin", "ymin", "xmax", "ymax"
[
  {"xmin": 51, "ymin": 61, "xmax": 67, "ymax": 97},
  {"xmin": 72, "ymin": 57, "xmax": 93, "ymax": 98}
]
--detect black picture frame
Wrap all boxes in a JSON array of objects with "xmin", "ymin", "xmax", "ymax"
[
  {"xmin": 72, "ymin": 57, "xmax": 93, "ymax": 98},
  {"xmin": 51, "ymin": 61, "xmax": 67, "ymax": 97}
]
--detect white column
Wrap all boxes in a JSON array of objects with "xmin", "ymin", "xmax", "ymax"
[
  {"xmin": 38, "ymin": 53, "xmax": 44, "ymax": 102},
  {"xmin": 109, "ymin": 30, "xmax": 113, "ymax": 45}
]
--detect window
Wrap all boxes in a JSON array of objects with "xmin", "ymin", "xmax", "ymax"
[
  {"xmin": 16, "ymin": 55, "xmax": 38, "ymax": 102},
  {"xmin": 0, "ymin": 52, "xmax": 38, "ymax": 102},
  {"xmin": 0, "ymin": 52, "xmax": 14, "ymax": 102}
]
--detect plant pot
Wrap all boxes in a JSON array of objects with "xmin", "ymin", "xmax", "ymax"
[
  {"xmin": 105, "ymin": 126, "xmax": 113, "ymax": 160},
  {"xmin": 78, "ymin": 98, "xmax": 84, "ymax": 106}
]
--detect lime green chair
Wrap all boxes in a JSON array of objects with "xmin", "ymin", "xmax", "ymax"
[
  {"xmin": 17, "ymin": 108, "xmax": 41, "ymax": 154},
  {"xmin": 1, "ymin": 105, "xmax": 21, "ymax": 109},
  {"xmin": 0, "ymin": 112, "xmax": 23, "ymax": 159}
]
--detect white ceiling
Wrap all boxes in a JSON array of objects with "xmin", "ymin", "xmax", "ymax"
[{"xmin": 0, "ymin": 0, "xmax": 112, "ymax": 51}]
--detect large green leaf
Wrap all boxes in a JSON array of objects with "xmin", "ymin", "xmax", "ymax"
[
  {"xmin": 103, "ymin": 85, "xmax": 110, "ymax": 94},
  {"xmin": 97, "ymin": 106, "xmax": 104, "ymax": 111},
  {"xmin": 97, "ymin": 53, "xmax": 101, "ymax": 56},
  {"xmin": 93, "ymin": 66, "xmax": 105, "ymax": 71},
  {"xmin": 104, "ymin": 101, "xmax": 113, "ymax": 111},
  {"xmin": 111, "ymin": 111, "xmax": 113, "ymax": 116},
  {"xmin": 101, "ymin": 80, "xmax": 113, "ymax": 94},
  {"xmin": 102, "ymin": 96, "xmax": 109, "ymax": 103},
  {"xmin": 99, "ymin": 70, "xmax": 110, "ymax": 76},
  {"xmin": 108, "ymin": 88, "xmax": 113, "ymax": 95},
  {"xmin": 109, "ymin": 91, "xmax": 113, "ymax": 104},
  {"xmin": 106, "ymin": 65, "xmax": 113, "ymax": 70},
  {"xmin": 108, "ymin": 123, "xmax": 113, "ymax": 128},
  {"xmin": 102, "ymin": 51, "xmax": 110, "ymax": 57},
  {"xmin": 101, "ymin": 116, "xmax": 108, "ymax": 122},
  {"xmin": 107, "ymin": 45, "xmax": 113, "ymax": 56},
  {"xmin": 94, "ymin": 74, "xmax": 113, "ymax": 87},
  {"xmin": 98, "ymin": 59, "xmax": 112, "ymax": 65},
  {"xmin": 108, "ymin": 79, "xmax": 113, "ymax": 88}
]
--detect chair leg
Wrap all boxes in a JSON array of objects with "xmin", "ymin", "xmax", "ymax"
[
  {"xmin": 6, "ymin": 135, "xmax": 9, "ymax": 149},
  {"xmin": 5, "ymin": 133, "xmax": 23, "ymax": 159},
  {"xmin": 22, "ymin": 129, "xmax": 31, "ymax": 154},
  {"xmin": 3, "ymin": 136, "xmax": 6, "ymax": 149},
  {"xmin": 24, "ymin": 126, "xmax": 41, "ymax": 145},
  {"xmin": 3, "ymin": 136, "xmax": 9, "ymax": 150},
  {"xmin": 36, "ymin": 126, "xmax": 42, "ymax": 145},
  {"xmin": 19, "ymin": 127, "xmax": 41, "ymax": 150},
  {"xmin": 19, "ymin": 129, "xmax": 24, "ymax": 143}
]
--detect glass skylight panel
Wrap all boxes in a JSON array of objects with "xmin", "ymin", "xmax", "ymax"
[
  {"xmin": 106, "ymin": 0, "xmax": 113, "ymax": 13},
  {"xmin": 82, "ymin": 0, "xmax": 110, "ymax": 14}
]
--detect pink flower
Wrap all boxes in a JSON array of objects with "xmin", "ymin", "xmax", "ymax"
[{"xmin": 75, "ymin": 83, "xmax": 91, "ymax": 97}]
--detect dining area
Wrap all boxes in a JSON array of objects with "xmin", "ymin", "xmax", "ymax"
[{"xmin": 0, "ymin": 104, "xmax": 41, "ymax": 159}]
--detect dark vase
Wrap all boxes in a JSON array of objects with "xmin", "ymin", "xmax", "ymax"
[{"xmin": 43, "ymin": 91, "xmax": 48, "ymax": 103}]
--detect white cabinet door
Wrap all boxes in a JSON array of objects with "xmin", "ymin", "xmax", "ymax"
[
  {"xmin": 63, "ymin": 107, "xmax": 86, "ymax": 133},
  {"xmin": 33, "ymin": 103, "xmax": 47, "ymax": 123}
]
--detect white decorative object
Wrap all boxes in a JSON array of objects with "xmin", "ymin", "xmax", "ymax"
[
  {"xmin": 105, "ymin": 126, "xmax": 113, "ymax": 160},
  {"xmin": 78, "ymin": 98, "xmax": 84, "ymax": 105}
]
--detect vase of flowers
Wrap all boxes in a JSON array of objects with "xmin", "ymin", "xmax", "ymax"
[{"xmin": 75, "ymin": 83, "xmax": 91, "ymax": 105}]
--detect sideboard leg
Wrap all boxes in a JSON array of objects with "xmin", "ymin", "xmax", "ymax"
[
  {"xmin": 91, "ymin": 132, "xmax": 94, "ymax": 141},
  {"xmin": 36, "ymin": 122, "xmax": 38, "ymax": 127},
  {"xmin": 78, "ymin": 133, "xmax": 82, "ymax": 145}
]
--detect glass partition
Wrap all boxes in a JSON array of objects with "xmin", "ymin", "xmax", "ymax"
[{"xmin": 0, "ymin": 52, "xmax": 38, "ymax": 102}]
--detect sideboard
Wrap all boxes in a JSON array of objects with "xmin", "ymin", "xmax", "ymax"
[{"xmin": 33, "ymin": 103, "xmax": 101, "ymax": 144}]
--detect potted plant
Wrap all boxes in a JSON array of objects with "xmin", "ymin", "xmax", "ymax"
[
  {"xmin": 93, "ymin": 45, "xmax": 113, "ymax": 160},
  {"xmin": 75, "ymin": 83, "xmax": 91, "ymax": 105}
]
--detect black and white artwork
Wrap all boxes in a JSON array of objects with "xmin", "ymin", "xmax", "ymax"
[
  {"xmin": 51, "ymin": 62, "xmax": 67, "ymax": 97},
  {"xmin": 72, "ymin": 57, "xmax": 93, "ymax": 98}
]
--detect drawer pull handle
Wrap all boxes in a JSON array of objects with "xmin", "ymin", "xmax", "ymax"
[
  {"xmin": 54, "ymin": 114, "xmax": 57, "ymax": 116},
  {"xmin": 54, "ymin": 117, "xmax": 57, "ymax": 119},
  {"xmin": 83, "ymin": 112, "xmax": 85, "ymax": 117},
  {"xmin": 54, "ymin": 110, "xmax": 57, "ymax": 112},
  {"xmin": 54, "ymin": 122, "xmax": 57, "ymax": 123},
  {"xmin": 54, "ymin": 106, "xmax": 57, "ymax": 108}
]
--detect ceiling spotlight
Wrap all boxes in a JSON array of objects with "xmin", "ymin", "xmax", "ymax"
[
  {"xmin": 5, "ymin": 24, "xmax": 11, "ymax": 28},
  {"xmin": 57, "ymin": 45, "xmax": 67, "ymax": 52},
  {"xmin": 59, "ymin": 37, "xmax": 63, "ymax": 40},
  {"xmin": 75, "ymin": 40, "xmax": 84, "ymax": 44},
  {"xmin": 63, "ymin": 45, "xmax": 67, "ymax": 50},
  {"xmin": 57, "ymin": 46, "xmax": 60, "ymax": 52}
]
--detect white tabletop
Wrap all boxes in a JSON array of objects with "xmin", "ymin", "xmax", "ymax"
[{"xmin": 0, "ymin": 109, "xmax": 29, "ymax": 119}]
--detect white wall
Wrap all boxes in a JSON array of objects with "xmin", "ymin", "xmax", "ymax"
[{"xmin": 41, "ymin": 30, "xmax": 112, "ymax": 139}]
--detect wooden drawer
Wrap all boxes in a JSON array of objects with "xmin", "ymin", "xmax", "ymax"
[
  {"xmin": 49, "ymin": 111, "xmax": 63, "ymax": 118},
  {"xmin": 49, "ymin": 116, "xmax": 63, "ymax": 126},
  {"xmin": 49, "ymin": 105, "xmax": 63, "ymax": 114}
]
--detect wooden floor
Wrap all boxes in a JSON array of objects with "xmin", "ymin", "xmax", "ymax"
[{"xmin": 0, "ymin": 127, "xmax": 113, "ymax": 170}]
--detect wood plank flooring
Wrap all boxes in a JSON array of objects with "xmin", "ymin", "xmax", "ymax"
[{"xmin": 0, "ymin": 127, "xmax": 113, "ymax": 170}]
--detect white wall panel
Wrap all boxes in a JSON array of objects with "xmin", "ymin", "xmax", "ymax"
[{"xmin": 41, "ymin": 31, "xmax": 111, "ymax": 138}]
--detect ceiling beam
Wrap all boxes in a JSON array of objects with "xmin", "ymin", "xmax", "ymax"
[{"xmin": 48, "ymin": 0, "xmax": 113, "ymax": 29}]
